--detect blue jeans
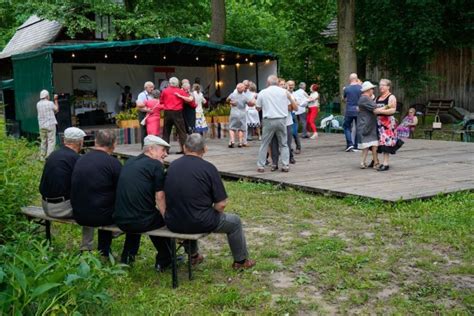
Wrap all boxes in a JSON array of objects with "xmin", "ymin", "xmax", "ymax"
[{"xmin": 343, "ymin": 115, "xmax": 358, "ymax": 148}]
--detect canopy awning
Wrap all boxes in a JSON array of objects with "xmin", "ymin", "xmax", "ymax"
[
  {"xmin": 11, "ymin": 37, "xmax": 277, "ymax": 67},
  {"xmin": 0, "ymin": 79, "xmax": 14, "ymax": 90}
]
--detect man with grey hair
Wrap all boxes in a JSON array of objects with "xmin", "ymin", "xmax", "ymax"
[
  {"xmin": 72, "ymin": 130, "xmax": 122, "ymax": 257},
  {"xmin": 160, "ymin": 77, "xmax": 190, "ymax": 153},
  {"xmin": 39, "ymin": 127, "xmax": 94, "ymax": 251},
  {"xmin": 165, "ymin": 134, "xmax": 256, "ymax": 270},
  {"xmin": 293, "ymin": 82, "xmax": 311, "ymax": 139},
  {"xmin": 255, "ymin": 75, "xmax": 297, "ymax": 172},
  {"xmin": 114, "ymin": 135, "xmax": 172, "ymax": 270},
  {"xmin": 37, "ymin": 89, "xmax": 59, "ymax": 160},
  {"xmin": 137, "ymin": 81, "xmax": 155, "ymax": 147}
]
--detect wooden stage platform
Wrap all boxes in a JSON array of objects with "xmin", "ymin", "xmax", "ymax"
[{"xmin": 114, "ymin": 134, "xmax": 474, "ymax": 202}]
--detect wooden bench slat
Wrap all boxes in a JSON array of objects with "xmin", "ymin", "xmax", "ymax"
[{"xmin": 21, "ymin": 206, "xmax": 207, "ymax": 240}]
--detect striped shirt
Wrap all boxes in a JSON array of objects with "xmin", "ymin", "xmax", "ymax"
[{"xmin": 37, "ymin": 99, "xmax": 57, "ymax": 128}]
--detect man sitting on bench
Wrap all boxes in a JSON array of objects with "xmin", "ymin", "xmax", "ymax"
[
  {"xmin": 164, "ymin": 134, "xmax": 256, "ymax": 270},
  {"xmin": 71, "ymin": 130, "xmax": 122, "ymax": 257},
  {"xmin": 39, "ymin": 127, "xmax": 94, "ymax": 251},
  {"xmin": 113, "ymin": 135, "xmax": 172, "ymax": 271}
]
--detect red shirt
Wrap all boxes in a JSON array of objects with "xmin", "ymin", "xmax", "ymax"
[{"xmin": 160, "ymin": 86, "xmax": 187, "ymax": 111}]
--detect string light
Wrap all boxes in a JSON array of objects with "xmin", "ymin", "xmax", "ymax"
[
  {"xmin": 220, "ymin": 65, "xmax": 225, "ymax": 69},
  {"xmin": 104, "ymin": 54, "xmax": 108, "ymax": 59},
  {"xmin": 249, "ymin": 62, "xmax": 254, "ymax": 66},
  {"xmin": 195, "ymin": 57, "xmax": 199, "ymax": 61},
  {"xmin": 245, "ymin": 58, "xmax": 248, "ymax": 62},
  {"xmin": 265, "ymin": 59, "xmax": 270, "ymax": 64},
  {"xmin": 163, "ymin": 56, "xmax": 167, "ymax": 60},
  {"xmin": 221, "ymin": 57, "xmax": 225, "ymax": 62},
  {"xmin": 236, "ymin": 63, "xmax": 240, "ymax": 67},
  {"xmin": 134, "ymin": 54, "xmax": 138, "ymax": 59},
  {"xmin": 71, "ymin": 53, "xmax": 75, "ymax": 58}
]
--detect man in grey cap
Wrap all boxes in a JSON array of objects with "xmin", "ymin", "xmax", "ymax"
[
  {"xmin": 39, "ymin": 127, "xmax": 94, "ymax": 251},
  {"xmin": 114, "ymin": 135, "xmax": 172, "ymax": 270},
  {"xmin": 37, "ymin": 89, "xmax": 59, "ymax": 160}
]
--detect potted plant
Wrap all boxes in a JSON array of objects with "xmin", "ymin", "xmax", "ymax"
[
  {"xmin": 116, "ymin": 108, "xmax": 139, "ymax": 128},
  {"xmin": 207, "ymin": 104, "xmax": 231, "ymax": 123}
]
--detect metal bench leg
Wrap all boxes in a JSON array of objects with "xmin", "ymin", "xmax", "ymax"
[
  {"xmin": 187, "ymin": 240, "xmax": 193, "ymax": 281},
  {"xmin": 45, "ymin": 220, "xmax": 52, "ymax": 243},
  {"xmin": 171, "ymin": 238, "xmax": 178, "ymax": 288}
]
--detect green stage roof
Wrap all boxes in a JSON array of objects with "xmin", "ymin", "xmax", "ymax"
[{"xmin": 11, "ymin": 37, "xmax": 277, "ymax": 66}]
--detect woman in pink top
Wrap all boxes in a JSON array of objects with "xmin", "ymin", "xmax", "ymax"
[{"xmin": 137, "ymin": 89, "xmax": 163, "ymax": 136}]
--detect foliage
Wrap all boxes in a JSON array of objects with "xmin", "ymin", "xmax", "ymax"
[
  {"xmin": 0, "ymin": 229, "xmax": 125, "ymax": 314},
  {"xmin": 206, "ymin": 104, "xmax": 230, "ymax": 116},
  {"xmin": 115, "ymin": 107, "xmax": 138, "ymax": 121},
  {"xmin": 0, "ymin": 119, "xmax": 42, "ymax": 243},
  {"xmin": 356, "ymin": 0, "xmax": 474, "ymax": 99}
]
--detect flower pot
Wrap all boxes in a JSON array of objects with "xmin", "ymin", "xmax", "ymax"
[
  {"xmin": 117, "ymin": 120, "xmax": 139, "ymax": 129},
  {"xmin": 214, "ymin": 116, "xmax": 229, "ymax": 124}
]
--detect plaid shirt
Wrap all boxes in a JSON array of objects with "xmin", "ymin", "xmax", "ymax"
[{"xmin": 37, "ymin": 99, "xmax": 57, "ymax": 128}]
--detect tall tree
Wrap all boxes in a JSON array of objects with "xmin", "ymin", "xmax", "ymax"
[
  {"xmin": 210, "ymin": 0, "xmax": 226, "ymax": 44},
  {"xmin": 337, "ymin": 0, "xmax": 357, "ymax": 112}
]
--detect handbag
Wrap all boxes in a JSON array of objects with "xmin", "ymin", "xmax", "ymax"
[{"xmin": 432, "ymin": 114, "xmax": 442, "ymax": 129}]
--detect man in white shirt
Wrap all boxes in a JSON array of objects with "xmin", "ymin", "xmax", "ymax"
[
  {"xmin": 36, "ymin": 90, "xmax": 59, "ymax": 161},
  {"xmin": 293, "ymin": 82, "xmax": 310, "ymax": 138},
  {"xmin": 256, "ymin": 75, "xmax": 297, "ymax": 173},
  {"xmin": 137, "ymin": 81, "xmax": 155, "ymax": 147}
]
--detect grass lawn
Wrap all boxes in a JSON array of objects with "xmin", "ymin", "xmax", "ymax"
[{"xmin": 46, "ymin": 181, "xmax": 473, "ymax": 315}]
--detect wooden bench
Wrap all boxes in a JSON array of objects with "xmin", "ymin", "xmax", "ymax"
[{"xmin": 21, "ymin": 206, "xmax": 207, "ymax": 288}]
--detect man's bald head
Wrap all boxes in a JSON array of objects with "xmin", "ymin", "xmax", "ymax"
[{"xmin": 349, "ymin": 73, "xmax": 358, "ymax": 83}]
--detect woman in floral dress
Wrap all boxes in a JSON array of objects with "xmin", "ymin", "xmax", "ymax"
[
  {"xmin": 374, "ymin": 79, "xmax": 403, "ymax": 171},
  {"xmin": 192, "ymin": 84, "xmax": 208, "ymax": 135}
]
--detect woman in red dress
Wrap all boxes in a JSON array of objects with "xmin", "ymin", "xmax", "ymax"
[{"xmin": 137, "ymin": 89, "xmax": 163, "ymax": 136}]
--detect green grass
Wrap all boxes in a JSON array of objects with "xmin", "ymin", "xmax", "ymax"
[{"xmin": 40, "ymin": 180, "xmax": 473, "ymax": 315}]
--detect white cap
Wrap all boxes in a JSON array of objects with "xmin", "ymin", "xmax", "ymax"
[
  {"xmin": 144, "ymin": 135, "xmax": 170, "ymax": 148},
  {"xmin": 361, "ymin": 81, "xmax": 376, "ymax": 92},
  {"xmin": 40, "ymin": 90, "xmax": 49, "ymax": 99},
  {"xmin": 64, "ymin": 127, "xmax": 86, "ymax": 140}
]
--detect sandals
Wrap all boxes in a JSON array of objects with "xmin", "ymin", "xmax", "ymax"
[
  {"xmin": 228, "ymin": 142, "xmax": 235, "ymax": 148},
  {"xmin": 360, "ymin": 162, "xmax": 368, "ymax": 169},
  {"xmin": 368, "ymin": 160, "xmax": 380, "ymax": 169}
]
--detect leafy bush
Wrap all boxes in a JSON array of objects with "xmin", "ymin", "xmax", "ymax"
[
  {"xmin": 206, "ymin": 104, "xmax": 231, "ymax": 116},
  {"xmin": 0, "ymin": 120, "xmax": 43, "ymax": 243},
  {"xmin": 0, "ymin": 229, "xmax": 126, "ymax": 315},
  {"xmin": 115, "ymin": 108, "xmax": 138, "ymax": 121}
]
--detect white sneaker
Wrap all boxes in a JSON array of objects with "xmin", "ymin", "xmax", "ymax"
[
  {"xmin": 310, "ymin": 133, "xmax": 318, "ymax": 139},
  {"xmin": 345, "ymin": 145, "xmax": 354, "ymax": 152}
]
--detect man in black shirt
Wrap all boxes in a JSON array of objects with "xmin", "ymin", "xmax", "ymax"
[
  {"xmin": 114, "ymin": 135, "xmax": 172, "ymax": 270},
  {"xmin": 164, "ymin": 134, "xmax": 256, "ymax": 270},
  {"xmin": 71, "ymin": 130, "xmax": 122, "ymax": 257},
  {"xmin": 39, "ymin": 127, "xmax": 94, "ymax": 250}
]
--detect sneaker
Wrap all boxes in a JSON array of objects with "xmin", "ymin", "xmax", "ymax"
[
  {"xmin": 228, "ymin": 142, "xmax": 235, "ymax": 148},
  {"xmin": 232, "ymin": 259, "xmax": 256, "ymax": 270},
  {"xmin": 238, "ymin": 143, "xmax": 243, "ymax": 148},
  {"xmin": 281, "ymin": 166, "xmax": 290, "ymax": 172},
  {"xmin": 257, "ymin": 167, "xmax": 265, "ymax": 173},
  {"xmin": 351, "ymin": 148, "xmax": 360, "ymax": 152},
  {"xmin": 377, "ymin": 165, "xmax": 390, "ymax": 171},
  {"xmin": 290, "ymin": 157, "xmax": 296, "ymax": 164},
  {"xmin": 345, "ymin": 145, "xmax": 354, "ymax": 152},
  {"xmin": 258, "ymin": 136, "xmax": 262, "ymax": 141},
  {"xmin": 295, "ymin": 148, "xmax": 301, "ymax": 154},
  {"xmin": 271, "ymin": 165, "xmax": 278, "ymax": 172},
  {"xmin": 310, "ymin": 133, "xmax": 318, "ymax": 140}
]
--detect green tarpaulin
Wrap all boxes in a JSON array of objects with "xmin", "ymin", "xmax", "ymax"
[{"xmin": 13, "ymin": 52, "xmax": 53, "ymax": 134}]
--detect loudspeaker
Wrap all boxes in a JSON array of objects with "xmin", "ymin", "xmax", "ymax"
[{"xmin": 55, "ymin": 93, "xmax": 72, "ymax": 133}]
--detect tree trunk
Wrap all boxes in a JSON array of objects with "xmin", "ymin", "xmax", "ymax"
[
  {"xmin": 210, "ymin": 0, "xmax": 226, "ymax": 44},
  {"xmin": 337, "ymin": 0, "xmax": 357, "ymax": 114}
]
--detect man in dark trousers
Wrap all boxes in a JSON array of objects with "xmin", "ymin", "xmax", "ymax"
[
  {"xmin": 71, "ymin": 130, "xmax": 122, "ymax": 257},
  {"xmin": 164, "ymin": 134, "xmax": 256, "ymax": 270},
  {"xmin": 343, "ymin": 73, "xmax": 362, "ymax": 152},
  {"xmin": 39, "ymin": 127, "xmax": 94, "ymax": 251},
  {"xmin": 114, "ymin": 135, "xmax": 172, "ymax": 271}
]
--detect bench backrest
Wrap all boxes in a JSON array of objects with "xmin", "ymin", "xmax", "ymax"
[{"xmin": 425, "ymin": 100, "xmax": 454, "ymax": 115}]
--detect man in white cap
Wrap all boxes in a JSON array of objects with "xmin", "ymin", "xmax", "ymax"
[
  {"xmin": 39, "ymin": 127, "xmax": 94, "ymax": 251},
  {"xmin": 37, "ymin": 89, "xmax": 59, "ymax": 160},
  {"xmin": 114, "ymin": 135, "xmax": 172, "ymax": 270}
]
